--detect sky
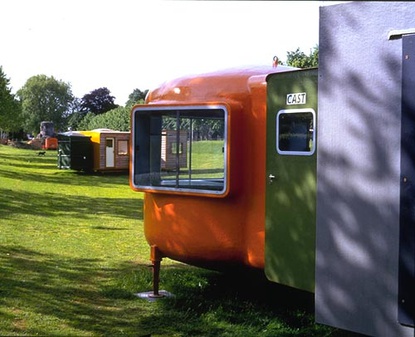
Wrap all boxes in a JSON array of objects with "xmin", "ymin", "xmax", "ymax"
[{"xmin": 1, "ymin": 1, "xmax": 328, "ymax": 106}]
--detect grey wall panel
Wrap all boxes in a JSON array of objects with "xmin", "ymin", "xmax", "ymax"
[{"xmin": 317, "ymin": 2, "xmax": 415, "ymax": 336}]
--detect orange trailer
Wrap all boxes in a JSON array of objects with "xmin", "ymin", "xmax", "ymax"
[
  {"xmin": 130, "ymin": 65, "xmax": 299, "ymax": 275},
  {"xmin": 130, "ymin": 3, "xmax": 415, "ymax": 336}
]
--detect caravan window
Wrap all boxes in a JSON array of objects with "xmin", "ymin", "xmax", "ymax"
[
  {"xmin": 132, "ymin": 105, "xmax": 228, "ymax": 196},
  {"xmin": 118, "ymin": 140, "xmax": 129, "ymax": 156},
  {"xmin": 276, "ymin": 109, "xmax": 316, "ymax": 156}
]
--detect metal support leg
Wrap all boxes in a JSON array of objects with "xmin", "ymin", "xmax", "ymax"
[{"xmin": 149, "ymin": 245, "xmax": 164, "ymax": 298}]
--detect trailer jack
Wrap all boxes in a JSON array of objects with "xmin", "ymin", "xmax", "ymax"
[
  {"xmin": 135, "ymin": 245, "xmax": 173, "ymax": 301},
  {"xmin": 149, "ymin": 245, "xmax": 164, "ymax": 298}
]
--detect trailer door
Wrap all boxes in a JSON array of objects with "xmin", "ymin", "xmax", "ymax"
[
  {"xmin": 265, "ymin": 69, "xmax": 318, "ymax": 292},
  {"xmin": 105, "ymin": 137, "xmax": 115, "ymax": 168}
]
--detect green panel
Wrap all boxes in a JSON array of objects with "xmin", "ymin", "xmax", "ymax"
[
  {"xmin": 265, "ymin": 69, "xmax": 318, "ymax": 292},
  {"xmin": 57, "ymin": 140, "xmax": 71, "ymax": 169},
  {"xmin": 57, "ymin": 135, "xmax": 93, "ymax": 171}
]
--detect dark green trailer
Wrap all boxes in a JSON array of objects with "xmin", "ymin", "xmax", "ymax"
[{"xmin": 57, "ymin": 132, "xmax": 93, "ymax": 171}]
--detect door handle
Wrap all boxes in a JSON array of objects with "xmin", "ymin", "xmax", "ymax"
[{"xmin": 268, "ymin": 174, "xmax": 276, "ymax": 184}]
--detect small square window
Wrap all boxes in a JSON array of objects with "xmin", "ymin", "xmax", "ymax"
[
  {"xmin": 276, "ymin": 109, "xmax": 316, "ymax": 156},
  {"xmin": 105, "ymin": 139, "xmax": 113, "ymax": 148}
]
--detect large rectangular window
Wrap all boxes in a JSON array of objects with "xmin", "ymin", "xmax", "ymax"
[
  {"xmin": 132, "ymin": 105, "xmax": 228, "ymax": 196},
  {"xmin": 276, "ymin": 109, "xmax": 316, "ymax": 156}
]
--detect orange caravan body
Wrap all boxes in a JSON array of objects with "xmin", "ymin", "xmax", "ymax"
[{"xmin": 130, "ymin": 65, "xmax": 295, "ymax": 270}]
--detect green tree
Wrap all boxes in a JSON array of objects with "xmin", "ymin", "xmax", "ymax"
[
  {"xmin": 78, "ymin": 107, "xmax": 130, "ymax": 131},
  {"xmin": 64, "ymin": 97, "xmax": 85, "ymax": 131},
  {"xmin": 125, "ymin": 88, "xmax": 149, "ymax": 108},
  {"xmin": 66, "ymin": 111, "xmax": 85, "ymax": 131},
  {"xmin": 17, "ymin": 75, "xmax": 73, "ymax": 135},
  {"xmin": 0, "ymin": 66, "xmax": 22, "ymax": 134},
  {"xmin": 77, "ymin": 112, "xmax": 96, "ymax": 131},
  {"xmin": 286, "ymin": 45, "xmax": 319, "ymax": 68}
]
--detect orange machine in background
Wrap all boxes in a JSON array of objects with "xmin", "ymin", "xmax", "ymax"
[
  {"xmin": 44, "ymin": 136, "xmax": 58, "ymax": 150},
  {"xmin": 39, "ymin": 121, "xmax": 58, "ymax": 150}
]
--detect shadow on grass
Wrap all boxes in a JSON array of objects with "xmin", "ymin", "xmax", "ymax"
[
  {"xmin": 0, "ymin": 245, "xmax": 148, "ymax": 336},
  {"xmin": 0, "ymin": 151, "xmax": 60, "ymax": 170},
  {"xmin": 0, "ymin": 151, "xmax": 129, "ymax": 188},
  {"xmin": 119, "ymin": 265, "xmax": 363, "ymax": 337},
  {"xmin": 0, "ymin": 166, "xmax": 130, "ymax": 188},
  {"xmin": 0, "ymin": 244, "xmax": 361, "ymax": 337},
  {"xmin": 0, "ymin": 187, "xmax": 142, "ymax": 221},
  {"xmin": 145, "ymin": 267, "xmax": 361, "ymax": 337},
  {"xmin": 0, "ymin": 147, "xmax": 361, "ymax": 336}
]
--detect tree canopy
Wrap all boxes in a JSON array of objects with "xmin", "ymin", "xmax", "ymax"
[
  {"xmin": 78, "ymin": 106, "xmax": 130, "ymax": 131},
  {"xmin": 65, "ymin": 87, "xmax": 148, "ymax": 132},
  {"xmin": 0, "ymin": 66, "xmax": 22, "ymax": 133},
  {"xmin": 17, "ymin": 75, "xmax": 73, "ymax": 135},
  {"xmin": 285, "ymin": 45, "xmax": 319, "ymax": 68},
  {"xmin": 81, "ymin": 87, "xmax": 118, "ymax": 115},
  {"xmin": 125, "ymin": 88, "xmax": 149, "ymax": 107}
]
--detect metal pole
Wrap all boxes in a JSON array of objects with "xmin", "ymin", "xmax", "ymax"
[{"xmin": 149, "ymin": 245, "xmax": 164, "ymax": 298}]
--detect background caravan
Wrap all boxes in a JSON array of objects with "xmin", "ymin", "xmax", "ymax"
[{"xmin": 57, "ymin": 129, "xmax": 130, "ymax": 172}]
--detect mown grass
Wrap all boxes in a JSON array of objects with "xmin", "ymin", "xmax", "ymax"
[
  {"xmin": 0, "ymin": 144, "xmax": 358, "ymax": 336},
  {"xmin": 190, "ymin": 140, "xmax": 224, "ymax": 170}
]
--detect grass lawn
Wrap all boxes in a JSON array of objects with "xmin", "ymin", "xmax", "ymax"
[{"xmin": 0, "ymin": 144, "xmax": 356, "ymax": 336}]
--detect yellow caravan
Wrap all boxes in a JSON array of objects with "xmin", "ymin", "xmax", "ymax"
[{"xmin": 78, "ymin": 129, "xmax": 130, "ymax": 172}]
